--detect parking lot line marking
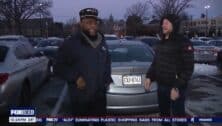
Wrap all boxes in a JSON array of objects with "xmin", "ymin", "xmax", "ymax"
[
  {"xmin": 51, "ymin": 83, "xmax": 68, "ymax": 116},
  {"xmin": 45, "ymin": 82, "xmax": 68, "ymax": 126}
]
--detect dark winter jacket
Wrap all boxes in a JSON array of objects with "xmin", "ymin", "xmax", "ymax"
[
  {"xmin": 146, "ymin": 35, "xmax": 194, "ymax": 88},
  {"xmin": 54, "ymin": 31, "xmax": 113, "ymax": 102}
]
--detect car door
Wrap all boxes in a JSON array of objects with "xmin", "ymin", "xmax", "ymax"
[
  {"xmin": 23, "ymin": 43, "xmax": 48, "ymax": 91},
  {"xmin": 14, "ymin": 43, "xmax": 40, "ymax": 92}
]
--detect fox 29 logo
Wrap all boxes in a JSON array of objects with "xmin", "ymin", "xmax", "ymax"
[{"xmin": 9, "ymin": 107, "xmax": 36, "ymax": 123}]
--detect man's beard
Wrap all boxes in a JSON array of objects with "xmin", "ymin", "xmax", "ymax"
[{"xmin": 82, "ymin": 29, "xmax": 98, "ymax": 41}]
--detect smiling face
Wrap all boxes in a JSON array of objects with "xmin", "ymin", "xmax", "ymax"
[
  {"xmin": 162, "ymin": 19, "xmax": 173, "ymax": 35},
  {"xmin": 80, "ymin": 18, "xmax": 98, "ymax": 37}
]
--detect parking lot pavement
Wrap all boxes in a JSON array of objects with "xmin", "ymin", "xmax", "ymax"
[
  {"xmin": 186, "ymin": 75, "xmax": 222, "ymax": 116},
  {"xmin": 31, "ymin": 65, "xmax": 222, "ymax": 126},
  {"xmin": 32, "ymin": 77, "xmax": 66, "ymax": 116}
]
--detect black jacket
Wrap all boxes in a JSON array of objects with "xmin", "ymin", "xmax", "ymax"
[
  {"xmin": 54, "ymin": 31, "xmax": 112, "ymax": 102},
  {"xmin": 146, "ymin": 35, "xmax": 194, "ymax": 88}
]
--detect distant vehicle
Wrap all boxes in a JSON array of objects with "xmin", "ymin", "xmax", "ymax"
[
  {"xmin": 0, "ymin": 39, "xmax": 49, "ymax": 114},
  {"xmin": 34, "ymin": 37, "xmax": 63, "ymax": 75},
  {"xmin": 191, "ymin": 37, "xmax": 213, "ymax": 42},
  {"xmin": 123, "ymin": 36, "xmax": 135, "ymax": 40},
  {"xmin": 0, "ymin": 35, "xmax": 30, "ymax": 43},
  {"xmin": 137, "ymin": 36, "xmax": 160, "ymax": 49},
  {"xmin": 208, "ymin": 40, "xmax": 222, "ymax": 50},
  {"xmin": 212, "ymin": 36, "xmax": 222, "ymax": 40},
  {"xmin": 104, "ymin": 34, "xmax": 119, "ymax": 41},
  {"xmin": 35, "ymin": 37, "xmax": 64, "ymax": 48},
  {"xmin": 35, "ymin": 47, "xmax": 58, "ymax": 76},
  {"xmin": 28, "ymin": 37, "xmax": 45, "ymax": 47},
  {"xmin": 106, "ymin": 40, "xmax": 158, "ymax": 114},
  {"xmin": 191, "ymin": 40, "xmax": 219, "ymax": 63}
]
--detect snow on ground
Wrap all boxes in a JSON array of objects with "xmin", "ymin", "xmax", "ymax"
[{"xmin": 193, "ymin": 63, "xmax": 220, "ymax": 76}]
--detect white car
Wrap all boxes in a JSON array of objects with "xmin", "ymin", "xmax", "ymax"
[
  {"xmin": 0, "ymin": 35, "xmax": 30, "ymax": 43},
  {"xmin": 208, "ymin": 40, "xmax": 222, "ymax": 51},
  {"xmin": 191, "ymin": 40, "xmax": 219, "ymax": 63},
  {"xmin": 191, "ymin": 37, "xmax": 213, "ymax": 42},
  {"xmin": 0, "ymin": 36, "xmax": 49, "ymax": 114}
]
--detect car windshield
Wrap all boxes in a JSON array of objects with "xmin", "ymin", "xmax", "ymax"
[
  {"xmin": 216, "ymin": 42, "xmax": 222, "ymax": 46},
  {"xmin": 201, "ymin": 38, "xmax": 212, "ymax": 41},
  {"xmin": 37, "ymin": 40, "xmax": 61, "ymax": 47},
  {"xmin": 140, "ymin": 38, "xmax": 159, "ymax": 46},
  {"xmin": 0, "ymin": 46, "xmax": 8, "ymax": 62},
  {"xmin": 209, "ymin": 41, "xmax": 222, "ymax": 46},
  {"xmin": 0, "ymin": 38, "xmax": 18, "ymax": 41},
  {"xmin": 108, "ymin": 44, "xmax": 153, "ymax": 62},
  {"xmin": 105, "ymin": 37, "xmax": 118, "ymax": 40}
]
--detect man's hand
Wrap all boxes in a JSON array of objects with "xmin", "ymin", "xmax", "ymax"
[
  {"xmin": 144, "ymin": 78, "xmax": 151, "ymax": 91},
  {"xmin": 170, "ymin": 88, "xmax": 180, "ymax": 101},
  {"xmin": 76, "ymin": 76, "xmax": 86, "ymax": 90}
]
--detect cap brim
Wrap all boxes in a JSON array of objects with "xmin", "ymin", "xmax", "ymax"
[{"xmin": 80, "ymin": 15, "xmax": 99, "ymax": 20}]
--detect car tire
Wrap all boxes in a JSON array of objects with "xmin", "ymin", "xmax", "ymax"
[{"xmin": 19, "ymin": 82, "xmax": 31, "ymax": 106}]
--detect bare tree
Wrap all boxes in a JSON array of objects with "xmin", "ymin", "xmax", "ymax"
[
  {"xmin": 0, "ymin": 0, "xmax": 52, "ymax": 34},
  {"xmin": 63, "ymin": 17, "xmax": 77, "ymax": 36},
  {"xmin": 124, "ymin": 1, "xmax": 150, "ymax": 21},
  {"xmin": 148, "ymin": 0, "xmax": 193, "ymax": 19}
]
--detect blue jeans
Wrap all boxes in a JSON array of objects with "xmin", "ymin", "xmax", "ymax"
[{"xmin": 158, "ymin": 84, "xmax": 188, "ymax": 126}]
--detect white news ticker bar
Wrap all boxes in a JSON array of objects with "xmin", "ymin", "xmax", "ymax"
[{"xmin": 9, "ymin": 117, "xmax": 36, "ymax": 123}]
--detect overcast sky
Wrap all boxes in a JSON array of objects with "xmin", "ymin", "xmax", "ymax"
[{"xmin": 50, "ymin": 0, "xmax": 222, "ymax": 23}]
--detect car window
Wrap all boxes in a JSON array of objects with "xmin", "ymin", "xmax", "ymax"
[
  {"xmin": 0, "ymin": 46, "xmax": 8, "ymax": 62},
  {"xmin": 37, "ymin": 41, "xmax": 50, "ymax": 47},
  {"xmin": 141, "ymin": 38, "xmax": 159, "ymax": 46},
  {"xmin": 208, "ymin": 41, "xmax": 216, "ymax": 46},
  {"xmin": 0, "ymin": 38, "xmax": 19, "ymax": 41},
  {"xmin": 215, "ymin": 41, "xmax": 222, "ymax": 46},
  {"xmin": 192, "ymin": 41, "xmax": 208, "ymax": 46},
  {"xmin": 108, "ymin": 44, "xmax": 153, "ymax": 62},
  {"xmin": 37, "ymin": 40, "xmax": 62, "ymax": 47},
  {"xmin": 105, "ymin": 37, "xmax": 118, "ymax": 40}
]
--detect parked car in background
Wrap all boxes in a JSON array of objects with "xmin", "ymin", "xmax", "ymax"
[
  {"xmin": 0, "ymin": 35, "xmax": 30, "ymax": 43},
  {"xmin": 191, "ymin": 40, "xmax": 219, "ymax": 63},
  {"xmin": 105, "ymin": 34, "xmax": 119, "ymax": 41},
  {"xmin": 28, "ymin": 37, "xmax": 45, "ymax": 47},
  {"xmin": 191, "ymin": 37, "xmax": 213, "ymax": 42},
  {"xmin": 35, "ymin": 37, "xmax": 64, "ymax": 48},
  {"xmin": 137, "ymin": 36, "xmax": 160, "ymax": 50},
  {"xmin": 34, "ymin": 37, "xmax": 63, "ymax": 75},
  {"xmin": 212, "ymin": 36, "xmax": 222, "ymax": 40},
  {"xmin": 0, "ymin": 37, "xmax": 49, "ymax": 114},
  {"xmin": 123, "ymin": 36, "xmax": 135, "ymax": 40},
  {"xmin": 208, "ymin": 40, "xmax": 222, "ymax": 50},
  {"xmin": 106, "ymin": 40, "xmax": 158, "ymax": 114},
  {"xmin": 35, "ymin": 47, "xmax": 58, "ymax": 76}
]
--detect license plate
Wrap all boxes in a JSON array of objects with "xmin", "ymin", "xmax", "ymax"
[{"xmin": 123, "ymin": 75, "xmax": 142, "ymax": 85}]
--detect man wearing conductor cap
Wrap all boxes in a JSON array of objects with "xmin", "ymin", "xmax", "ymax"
[{"xmin": 55, "ymin": 8, "xmax": 112, "ymax": 126}]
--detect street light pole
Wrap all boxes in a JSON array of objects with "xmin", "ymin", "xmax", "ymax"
[
  {"xmin": 39, "ymin": 3, "xmax": 43, "ymax": 37},
  {"xmin": 204, "ymin": 5, "xmax": 210, "ymax": 36}
]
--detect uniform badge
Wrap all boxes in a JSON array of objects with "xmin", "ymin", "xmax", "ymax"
[
  {"xmin": 76, "ymin": 76, "xmax": 86, "ymax": 90},
  {"xmin": 188, "ymin": 46, "xmax": 193, "ymax": 51}
]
